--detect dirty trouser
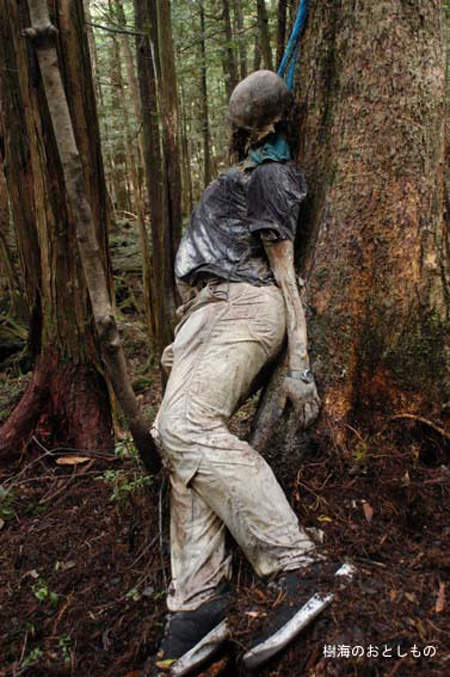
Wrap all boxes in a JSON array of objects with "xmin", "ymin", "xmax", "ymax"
[{"xmin": 155, "ymin": 281, "xmax": 317, "ymax": 612}]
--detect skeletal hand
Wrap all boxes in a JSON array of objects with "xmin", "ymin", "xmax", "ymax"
[{"xmin": 283, "ymin": 376, "xmax": 321, "ymax": 429}]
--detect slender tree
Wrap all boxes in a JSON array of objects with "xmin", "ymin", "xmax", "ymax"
[
  {"xmin": 256, "ymin": 0, "xmax": 273, "ymax": 71},
  {"xmin": 276, "ymin": 0, "xmax": 287, "ymax": 70},
  {"xmin": 233, "ymin": 0, "xmax": 247, "ymax": 80},
  {"xmin": 157, "ymin": 0, "xmax": 182, "ymax": 265},
  {"xmin": 199, "ymin": 0, "xmax": 211, "ymax": 186},
  {"xmin": 222, "ymin": 0, "xmax": 238, "ymax": 98},
  {"xmin": 134, "ymin": 0, "xmax": 176, "ymax": 355}
]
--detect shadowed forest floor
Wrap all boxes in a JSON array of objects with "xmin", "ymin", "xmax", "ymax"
[
  {"xmin": 0, "ymin": 335, "xmax": 448, "ymax": 676},
  {"xmin": 0, "ymin": 224, "xmax": 449, "ymax": 675}
]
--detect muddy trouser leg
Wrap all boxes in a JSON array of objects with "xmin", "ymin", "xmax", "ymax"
[{"xmin": 156, "ymin": 282, "xmax": 317, "ymax": 612}]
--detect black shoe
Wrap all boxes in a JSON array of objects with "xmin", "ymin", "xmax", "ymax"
[
  {"xmin": 143, "ymin": 584, "xmax": 231, "ymax": 676},
  {"xmin": 242, "ymin": 560, "xmax": 356, "ymax": 670}
]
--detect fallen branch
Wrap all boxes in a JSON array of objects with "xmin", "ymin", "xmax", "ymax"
[{"xmin": 388, "ymin": 413, "xmax": 450, "ymax": 441}]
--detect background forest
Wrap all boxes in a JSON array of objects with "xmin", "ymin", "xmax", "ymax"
[{"xmin": 0, "ymin": 1, "xmax": 449, "ymax": 676}]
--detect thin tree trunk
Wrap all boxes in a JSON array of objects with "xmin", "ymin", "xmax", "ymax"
[
  {"xmin": 134, "ymin": 0, "xmax": 174, "ymax": 355},
  {"xmin": 179, "ymin": 78, "xmax": 194, "ymax": 214},
  {"xmin": 156, "ymin": 0, "xmax": 182, "ymax": 262},
  {"xmin": 256, "ymin": 0, "xmax": 273, "ymax": 71},
  {"xmin": 199, "ymin": 0, "xmax": 211, "ymax": 187},
  {"xmin": 108, "ymin": 17, "xmax": 131, "ymax": 212},
  {"xmin": 222, "ymin": 0, "xmax": 238, "ymax": 98},
  {"xmin": 253, "ymin": 33, "xmax": 262, "ymax": 71},
  {"xmin": 233, "ymin": 0, "xmax": 246, "ymax": 80},
  {"xmin": 21, "ymin": 0, "xmax": 158, "ymax": 472},
  {"xmin": 276, "ymin": 0, "xmax": 287, "ymax": 69},
  {"xmin": 114, "ymin": 0, "xmax": 154, "ymax": 336}
]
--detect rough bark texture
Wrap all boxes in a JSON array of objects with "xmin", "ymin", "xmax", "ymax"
[
  {"xmin": 256, "ymin": 0, "xmax": 273, "ymax": 71},
  {"xmin": 157, "ymin": 0, "xmax": 182, "ymax": 267},
  {"xmin": 254, "ymin": 0, "xmax": 449, "ymax": 453},
  {"xmin": 233, "ymin": 0, "xmax": 246, "ymax": 80},
  {"xmin": 134, "ymin": 0, "xmax": 176, "ymax": 355},
  {"xmin": 276, "ymin": 0, "xmax": 287, "ymax": 70},
  {"xmin": 222, "ymin": 0, "xmax": 238, "ymax": 98},
  {"xmin": 17, "ymin": 0, "xmax": 159, "ymax": 472},
  {"xmin": 199, "ymin": 0, "xmax": 211, "ymax": 187},
  {"xmin": 0, "ymin": 0, "xmax": 114, "ymax": 462},
  {"xmin": 0, "ymin": 162, "xmax": 22, "ymax": 308}
]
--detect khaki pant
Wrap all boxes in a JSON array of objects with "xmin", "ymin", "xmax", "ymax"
[{"xmin": 154, "ymin": 281, "xmax": 317, "ymax": 611}]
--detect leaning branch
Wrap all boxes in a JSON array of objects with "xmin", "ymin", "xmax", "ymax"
[
  {"xmin": 87, "ymin": 21, "xmax": 146, "ymax": 37},
  {"xmin": 24, "ymin": 0, "xmax": 159, "ymax": 473}
]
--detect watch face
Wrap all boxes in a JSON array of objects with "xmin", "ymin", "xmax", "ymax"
[{"xmin": 301, "ymin": 369, "xmax": 314, "ymax": 383}]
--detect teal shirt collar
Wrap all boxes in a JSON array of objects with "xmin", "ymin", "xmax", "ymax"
[{"xmin": 248, "ymin": 131, "xmax": 291, "ymax": 166}]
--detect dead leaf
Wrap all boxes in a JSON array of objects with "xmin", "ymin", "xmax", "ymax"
[
  {"xmin": 436, "ymin": 581, "xmax": 445, "ymax": 613},
  {"xmin": 317, "ymin": 515, "xmax": 332, "ymax": 522},
  {"xmin": 56, "ymin": 455, "xmax": 90, "ymax": 465},
  {"xmin": 362, "ymin": 501, "xmax": 374, "ymax": 523}
]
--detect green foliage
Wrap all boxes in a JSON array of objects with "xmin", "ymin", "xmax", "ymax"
[
  {"xmin": 31, "ymin": 578, "xmax": 59, "ymax": 608},
  {"xmin": 0, "ymin": 485, "xmax": 16, "ymax": 522},
  {"xmin": 19, "ymin": 646, "xmax": 43, "ymax": 671},
  {"xmin": 96, "ymin": 467, "xmax": 153, "ymax": 502},
  {"xmin": 58, "ymin": 634, "xmax": 72, "ymax": 666}
]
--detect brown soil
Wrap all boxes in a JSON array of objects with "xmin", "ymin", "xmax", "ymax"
[{"xmin": 0, "ymin": 373, "xmax": 448, "ymax": 677}]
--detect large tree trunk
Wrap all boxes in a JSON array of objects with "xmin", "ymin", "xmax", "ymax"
[
  {"xmin": 254, "ymin": 0, "xmax": 449, "ymax": 456},
  {"xmin": 0, "ymin": 0, "xmax": 113, "ymax": 461}
]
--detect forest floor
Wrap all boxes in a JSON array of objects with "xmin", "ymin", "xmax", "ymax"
[{"xmin": 0, "ymin": 231, "xmax": 449, "ymax": 676}]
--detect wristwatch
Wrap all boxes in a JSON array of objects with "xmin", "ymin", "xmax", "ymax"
[{"xmin": 287, "ymin": 368, "xmax": 314, "ymax": 383}]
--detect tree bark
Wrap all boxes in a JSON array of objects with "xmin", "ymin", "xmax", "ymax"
[
  {"xmin": 134, "ymin": 0, "xmax": 176, "ymax": 355},
  {"xmin": 254, "ymin": 0, "xmax": 449, "ymax": 455},
  {"xmin": 256, "ymin": 0, "xmax": 273, "ymax": 71},
  {"xmin": 0, "ymin": 0, "xmax": 158, "ymax": 469},
  {"xmin": 108, "ymin": 14, "xmax": 132, "ymax": 213},
  {"xmin": 156, "ymin": 0, "xmax": 182, "ymax": 266},
  {"xmin": 179, "ymin": 77, "xmax": 194, "ymax": 214},
  {"xmin": 233, "ymin": 0, "xmax": 246, "ymax": 80},
  {"xmin": 222, "ymin": 0, "xmax": 238, "ymax": 98},
  {"xmin": 199, "ymin": 0, "xmax": 211, "ymax": 187},
  {"xmin": 0, "ymin": 0, "xmax": 114, "ymax": 460},
  {"xmin": 0, "ymin": 161, "xmax": 22, "ymax": 311},
  {"xmin": 114, "ymin": 0, "xmax": 154, "ymax": 337},
  {"xmin": 276, "ymin": 0, "xmax": 287, "ymax": 70}
]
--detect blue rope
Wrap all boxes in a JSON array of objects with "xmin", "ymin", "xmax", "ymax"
[{"xmin": 277, "ymin": 0, "xmax": 310, "ymax": 90}]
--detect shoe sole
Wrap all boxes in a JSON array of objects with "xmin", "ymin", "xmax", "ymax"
[
  {"xmin": 167, "ymin": 619, "xmax": 229, "ymax": 676},
  {"xmin": 242, "ymin": 562, "xmax": 356, "ymax": 670}
]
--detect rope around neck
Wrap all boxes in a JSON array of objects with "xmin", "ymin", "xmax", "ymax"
[{"xmin": 277, "ymin": 0, "xmax": 310, "ymax": 90}]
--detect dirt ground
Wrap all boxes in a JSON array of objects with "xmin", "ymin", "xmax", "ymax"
[{"xmin": 0, "ymin": 343, "xmax": 449, "ymax": 676}]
